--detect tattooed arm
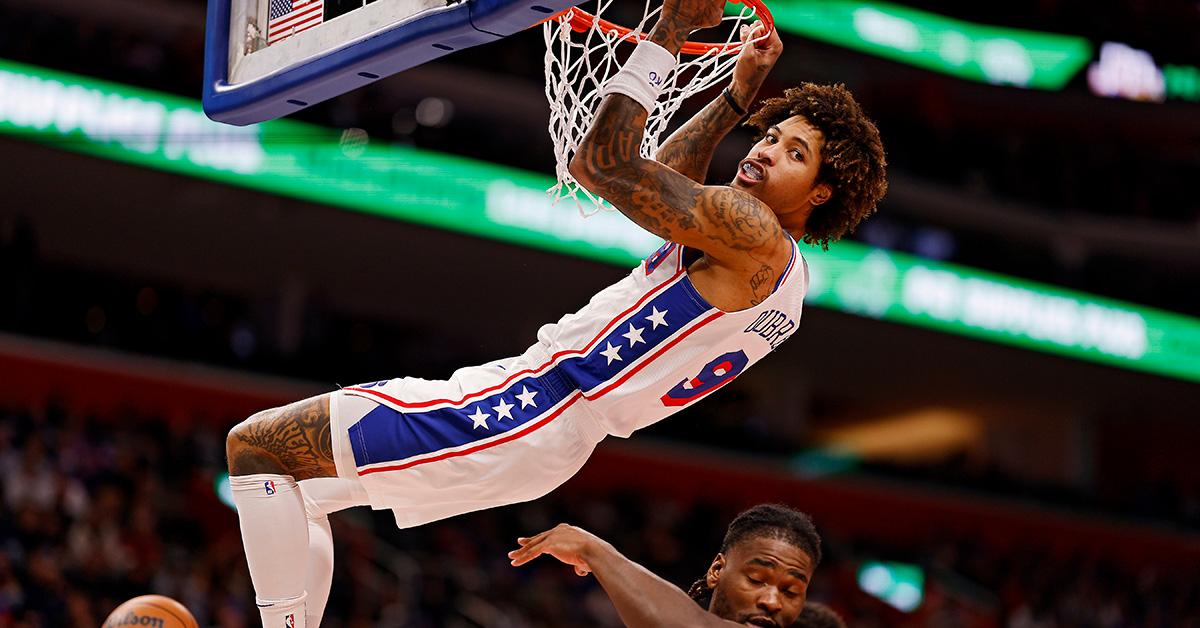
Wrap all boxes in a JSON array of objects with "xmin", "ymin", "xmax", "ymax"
[
  {"xmin": 569, "ymin": 1, "xmax": 791, "ymax": 277},
  {"xmin": 655, "ymin": 23, "xmax": 783, "ymax": 183}
]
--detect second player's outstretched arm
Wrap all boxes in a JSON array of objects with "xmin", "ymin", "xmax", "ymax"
[
  {"xmin": 510, "ymin": 525, "xmax": 740, "ymax": 628},
  {"xmin": 655, "ymin": 23, "xmax": 783, "ymax": 183}
]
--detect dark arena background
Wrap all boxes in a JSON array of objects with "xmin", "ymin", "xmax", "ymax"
[{"xmin": 1, "ymin": 0, "xmax": 1199, "ymax": 625}]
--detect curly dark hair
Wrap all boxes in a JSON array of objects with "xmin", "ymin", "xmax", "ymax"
[
  {"xmin": 745, "ymin": 83, "xmax": 888, "ymax": 249},
  {"xmin": 687, "ymin": 504, "xmax": 822, "ymax": 603},
  {"xmin": 795, "ymin": 602, "xmax": 847, "ymax": 628}
]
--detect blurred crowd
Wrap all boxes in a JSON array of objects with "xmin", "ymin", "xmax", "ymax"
[
  {"xmin": 2, "ymin": 398, "xmax": 1198, "ymax": 627},
  {"xmin": 0, "ymin": 214, "xmax": 471, "ymax": 388},
  {"xmin": 861, "ymin": 456, "xmax": 1200, "ymax": 532}
]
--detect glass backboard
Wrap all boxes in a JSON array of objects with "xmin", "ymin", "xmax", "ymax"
[{"xmin": 203, "ymin": 0, "xmax": 584, "ymax": 125}]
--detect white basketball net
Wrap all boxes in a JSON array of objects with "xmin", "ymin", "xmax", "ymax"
[{"xmin": 543, "ymin": 1, "xmax": 763, "ymax": 214}]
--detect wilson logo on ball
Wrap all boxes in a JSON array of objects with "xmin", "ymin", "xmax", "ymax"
[{"xmin": 108, "ymin": 613, "xmax": 165, "ymax": 628}]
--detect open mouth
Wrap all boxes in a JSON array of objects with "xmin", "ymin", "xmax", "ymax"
[
  {"xmin": 743, "ymin": 617, "xmax": 777, "ymax": 627},
  {"xmin": 736, "ymin": 160, "xmax": 765, "ymax": 185}
]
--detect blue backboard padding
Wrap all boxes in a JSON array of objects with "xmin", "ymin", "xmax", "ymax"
[
  {"xmin": 468, "ymin": 0, "xmax": 564, "ymax": 36},
  {"xmin": 203, "ymin": 0, "xmax": 584, "ymax": 126}
]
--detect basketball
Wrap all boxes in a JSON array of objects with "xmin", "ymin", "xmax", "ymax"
[{"xmin": 102, "ymin": 595, "xmax": 199, "ymax": 628}]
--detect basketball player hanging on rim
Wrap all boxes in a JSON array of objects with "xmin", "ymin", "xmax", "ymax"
[{"xmin": 226, "ymin": 0, "xmax": 886, "ymax": 624}]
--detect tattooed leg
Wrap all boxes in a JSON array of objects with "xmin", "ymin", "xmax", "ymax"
[
  {"xmin": 227, "ymin": 395, "xmax": 339, "ymax": 628},
  {"xmin": 226, "ymin": 394, "xmax": 337, "ymax": 479}
]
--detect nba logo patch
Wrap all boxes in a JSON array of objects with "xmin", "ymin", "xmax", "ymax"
[
  {"xmin": 285, "ymin": 613, "xmax": 295, "ymax": 628},
  {"xmin": 264, "ymin": 480, "xmax": 276, "ymax": 495}
]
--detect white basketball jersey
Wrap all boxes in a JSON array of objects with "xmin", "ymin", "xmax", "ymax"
[
  {"xmin": 532, "ymin": 239, "xmax": 808, "ymax": 437},
  {"xmin": 334, "ymin": 240, "xmax": 807, "ymax": 528}
]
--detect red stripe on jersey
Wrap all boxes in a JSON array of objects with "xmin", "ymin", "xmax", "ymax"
[
  {"xmin": 772, "ymin": 243, "xmax": 797, "ymax": 291},
  {"xmin": 358, "ymin": 391, "xmax": 584, "ymax": 475},
  {"xmin": 583, "ymin": 310, "xmax": 724, "ymax": 400},
  {"xmin": 356, "ymin": 309, "xmax": 726, "ymax": 475},
  {"xmin": 345, "ymin": 267, "xmax": 687, "ymax": 410}
]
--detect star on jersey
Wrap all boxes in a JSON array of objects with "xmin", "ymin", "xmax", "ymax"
[
  {"xmin": 622, "ymin": 323, "xmax": 646, "ymax": 347},
  {"xmin": 600, "ymin": 341, "xmax": 623, "ymax": 365},
  {"xmin": 645, "ymin": 306, "xmax": 669, "ymax": 329},
  {"xmin": 515, "ymin": 385, "xmax": 539, "ymax": 409},
  {"xmin": 467, "ymin": 406, "xmax": 490, "ymax": 430},
  {"xmin": 492, "ymin": 397, "xmax": 515, "ymax": 421}
]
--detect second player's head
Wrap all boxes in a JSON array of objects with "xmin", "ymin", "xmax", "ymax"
[
  {"xmin": 688, "ymin": 503, "xmax": 822, "ymax": 627},
  {"xmin": 732, "ymin": 83, "xmax": 888, "ymax": 249}
]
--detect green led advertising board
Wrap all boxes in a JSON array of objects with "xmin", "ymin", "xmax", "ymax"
[
  {"xmin": 750, "ymin": 0, "xmax": 1092, "ymax": 89},
  {"xmin": 1, "ymin": 59, "xmax": 1197, "ymax": 382}
]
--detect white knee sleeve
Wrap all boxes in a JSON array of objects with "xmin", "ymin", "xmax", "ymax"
[
  {"xmin": 231, "ymin": 473, "xmax": 310, "ymax": 628},
  {"xmin": 298, "ymin": 477, "xmax": 369, "ymax": 628}
]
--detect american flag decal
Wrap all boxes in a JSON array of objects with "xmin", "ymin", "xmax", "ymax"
[{"xmin": 267, "ymin": 0, "xmax": 323, "ymax": 45}]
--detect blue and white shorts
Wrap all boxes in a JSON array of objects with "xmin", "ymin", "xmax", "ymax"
[{"xmin": 329, "ymin": 354, "xmax": 609, "ymax": 529}]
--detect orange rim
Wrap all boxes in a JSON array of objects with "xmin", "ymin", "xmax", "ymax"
[{"xmin": 547, "ymin": 0, "xmax": 773, "ymax": 56}]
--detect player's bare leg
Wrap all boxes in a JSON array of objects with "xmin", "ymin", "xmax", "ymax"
[{"xmin": 227, "ymin": 394, "xmax": 360, "ymax": 628}]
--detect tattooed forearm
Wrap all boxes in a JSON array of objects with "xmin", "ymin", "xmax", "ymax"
[
  {"xmin": 227, "ymin": 396, "xmax": 336, "ymax": 479},
  {"xmin": 572, "ymin": 95, "xmax": 703, "ymax": 241},
  {"xmin": 656, "ymin": 93, "xmax": 745, "ymax": 183},
  {"xmin": 572, "ymin": 91, "xmax": 781, "ymax": 254},
  {"xmin": 569, "ymin": 13, "xmax": 783, "ymax": 258},
  {"xmin": 657, "ymin": 28, "xmax": 774, "ymax": 183}
]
